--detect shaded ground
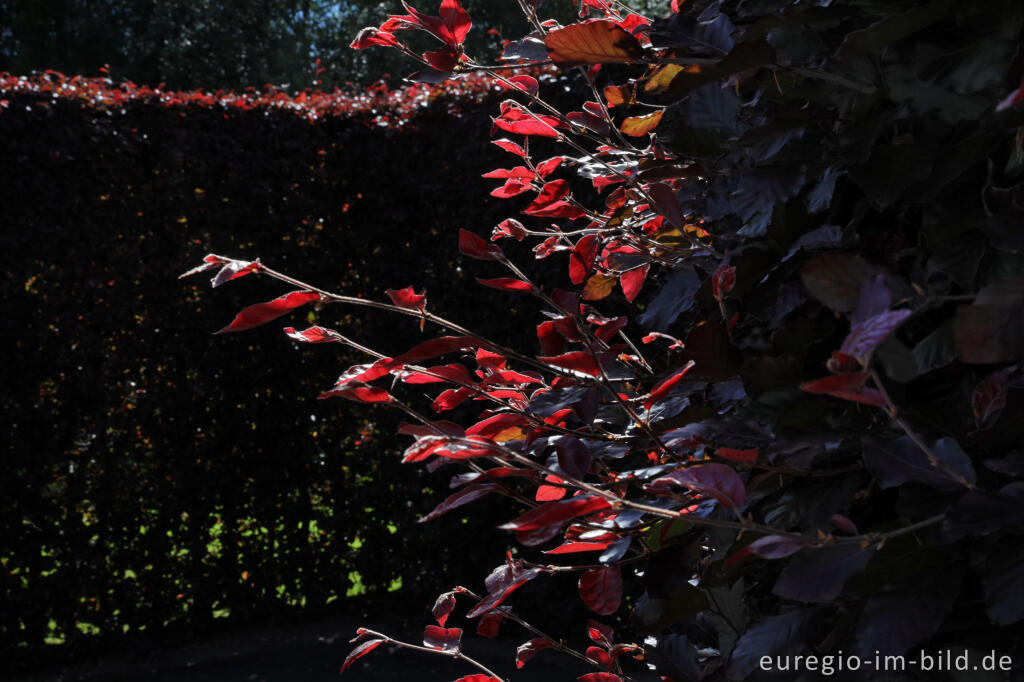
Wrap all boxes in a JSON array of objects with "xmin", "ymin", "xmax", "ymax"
[{"xmin": 15, "ymin": 616, "xmax": 590, "ymax": 682}]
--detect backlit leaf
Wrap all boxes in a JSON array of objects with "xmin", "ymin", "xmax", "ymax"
[
  {"xmin": 621, "ymin": 110, "xmax": 663, "ymax": 137},
  {"xmin": 544, "ymin": 21, "xmax": 643, "ymax": 67},
  {"xmin": 216, "ymin": 290, "xmax": 320, "ymax": 334},
  {"xmin": 423, "ymin": 625, "xmax": 462, "ymax": 652}
]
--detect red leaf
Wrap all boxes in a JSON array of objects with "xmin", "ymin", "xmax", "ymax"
[
  {"xmin": 395, "ymin": 335, "xmax": 479, "ymax": 364},
  {"xmin": 499, "ymin": 74, "xmax": 539, "ymax": 96},
  {"xmin": 650, "ymin": 462, "xmax": 746, "ymax": 508},
  {"xmin": 536, "ymin": 156, "xmax": 569, "ymax": 178},
  {"xmin": 800, "ymin": 372, "xmax": 887, "ymax": 407},
  {"xmin": 420, "ymin": 483, "xmax": 501, "ymax": 523},
  {"xmin": 537, "ymin": 321, "xmax": 568, "ymax": 356},
  {"xmin": 586, "ymin": 646, "xmax": 613, "ymax": 669},
  {"xmin": 492, "ymin": 218, "xmax": 529, "ymax": 241},
  {"xmin": 334, "ymin": 358, "xmax": 397, "ymax": 385},
  {"xmin": 492, "ymin": 110, "xmax": 563, "ymax": 138},
  {"xmin": 587, "ymin": 619, "xmax": 614, "ymax": 647},
  {"xmin": 438, "ymin": 0, "xmax": 472, "ymax": 44},
  {"xmin": 544, "ymin": 540, "xmax": 613, "ymax": 554},
  {"xmin": 516, "ymin": 638, "xmax": 556, "ymax": 669},
  {"xmin": 284, "ymin": 326, "xmax": 340, "ymax": 343},
  {"xmin": 340, "ymin": 638, "xmax": 384, "ymax": 673},
  {"xmin": 491, "ymin": 178, "xmax": 533, "ymax": 198},
  {"xmin": 482, "ymin": 369, "xmax": 543, "ymax": 385},
  {"xmin": 433, "ymin": 387, "xmax": 475, "ymax": 412},
  {"xmin": 840, "ymin": 309, "xmax": 911, "ymax": 361},
  {"xmin": 579, "ymin": 566, "xmax": 622, "ymax": 616},
  {"xmin": 620, "ymin": 265, "xmax": 648, "ymax": 302},
  {"xmin": 476, "ymin": 610, "xmax": 505, "ymax": 638},
  {"xmin": 525, "ymin": 179, "xmax": 571, "ymax": 212},
  {"xmin": 211, "ymin": 260, "xmax": 260, "ymax": 287},
  {"xmin": 522, "ymin": 200, "xmax": 588, "ymax": 219},
  {"xmin": 538, "ymin": 350, "xmax": 601, "ymax": 376},
  {"xmin": 535, "ymin": 476, "xmax": 567, "ymax": 502},
  {"xmin": 476, "ymin": 348, "xmax": 507, "ymax": 370},
  {"xmin": 460, "ymin": 229, "xmax": 504, "ymax": 260},
  {"xmin": 543, "ymin": 20, "xmax": 643, "ymax": 67},
  {"xmin": 216, "ymin": 290, "xmax": 320, "ymax": 334},
  {"xmin": 179, "ymin": 253, "xmax": 231, "ymax": 279},
  {"xmin": 466, "ymin": 564, "xmax": 543, "ymax": 618},
  {"xmin": 401, "ymin": 363, "xmax": 474, "ymax": 385},
  {"xmin": 716, "ymin": 447, "xmax": 758, "ymax": 464},
  {"xmin": 386, "ymin": 285, "xmax": 426, "ymax": 310},
  {"xmin": 500, "ymin": 495, "xmax": 612, "ymax": 531},
  {"xmin": 569, "ymin": 234, "xmax": 601, "ymax": 285},
  {"xmin": 423, "ymin": 625, "xmax": 462, "ymax": 652},
  {"xmin": 318, "ymin": 383, "xmax": 392, "ymax": 403},
  {"xmin": 466, "ymin": 413, "xmax": 529, "ymax": 438},
  {"xmin": 492, "ymin": 138, "xmax": 527, "ymax": 157},
  {"xmin": 423, "ymin": 47, "xmax": 458, "ymax": 72},
  {"xmin": 712, "ymin": 263, "xmax": 736, "ymax": 302},
  {"xmin": 432, "ymin": 591, "xmax": 457, "ymax": 626},
  {"xmin": 644, "ymin": 360, "xmax": 696, "ymax": 409},
  {"xmin": 578, "ymin": 674, "xmax": 623, "ymax": 682},
  {"xmin": 476, "ymin": 277, "xmax": 535, "ymax": 292},
  {"xmin": 482, "ymin": 166, "xmax": 534, "ymax": 179},
  {"xmin": 349, "ymin": 27, "xmax": 399, "ymax": 50},
  {"xmin": 973, "ymin": 368, "xmax": 1011, "ymax": 427},
  {"xmin": 455, "ymin": 676, "xmax": 501, "ymax": 682}
]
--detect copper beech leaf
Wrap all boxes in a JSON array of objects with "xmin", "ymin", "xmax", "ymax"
[
  {"xmin": 475, "ymin": 277, "xmax": 535, "ymax": 292},
  {"xmin": 840, "ymin": 310, "xmax": 912, "ymax": 361},
  {"xmin": 543, "ymin": 20, "xmax": 644, "ymax": 68},
  {"xmin": 454, "ymin": 676, "xmax": 501, "ymax": 682},
  {"xmin": 216, "ymin": 290, "xmax": 320, "ymax": 334},
  {"xmin": 583, "ymin": 273, "xmax": 617, "ymax": 301},
  {"xmin": 621, "ymin": 110, "xmax": 663, "ymax": 137},
  {"xmin": 579, "ymin": 566, "xmax": 623, "ymax": 615},
  {"xmin": 420, "ymin": 483, "xmax": 501, "ymax": 522},
  {"xmin": 423, "ymin": 625, "xmax": 462, "ymax": 652},
  {"xmin": 500, "ymin": 495, "xmax": 612, "ymax": 532},
  {"xmin": 466, "ymin": 564, "xmax": 543, "ymax": 618},
  {"xmin": 340, "ymin": 638, "xmax": 384, "ymax": 674},
  {"xmin": 283, "ymin": 326, "xmax": 341, "ymax": 343},
  {"xmin": 578, "ymin": 674, "xmax": 623, "ymax": 682},
  {"xmin": 459, "ymin": 228, "xmax": 504, "ymax": 260},
  {"xmin": 799, "ymin": 372, "xmax": 886, "ymax": 407},
  {"xmin": 651, "ymin": 462, "xmax": 746, "ymax": 508},
  {"xmin": 432, "ymin": 591, "xmax": 457, "ymax": 626},
  {"xmin": 973, "ymin": 368, "xmax": 1011, "ymax": 428},
  {"xmin": 538, "ymin": 350, "xmax": 602, "ymax": 376},
  {"xmin": 516, "ymin": 638, "xmax": 556, "ymax": 668}
]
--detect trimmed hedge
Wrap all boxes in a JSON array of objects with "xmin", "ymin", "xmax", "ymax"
[{"xmin": 0, "ymin": 73, "xmax": 561, "ymax": 670}]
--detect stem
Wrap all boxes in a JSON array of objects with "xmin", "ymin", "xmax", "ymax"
[{"xmin": 357, "ymin": 629, "xmax": 506, "ymax": 681}]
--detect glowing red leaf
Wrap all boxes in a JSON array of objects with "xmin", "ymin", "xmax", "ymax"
[
  {"xmin": 578, "ymin": 673, "xmax": 623, "ymax": 682},
  {"xmin": 490, "ymin": 178, "xmax": 533, "ymax": 198},
  {"xmin": 466, "ymin": 413, "xmax": 528, "ymax": 438},
  {"xmin": 544, "ymin": 541, "xmax": 613, "ymax": 554},
  {"xmin": 401, "ymin": 363, "xmax": 474, "ymax": 385},
  {"xmin": 538, "ymin": 350, "xmax": 601, "ymax": 376},
  {"xmin": 644, "ymin": 360, "xmax": 696, "ymax": 409},
  {"xmin": 500, "ymin": 495, "xmax": 612, "ymax": 531},
  {"xmin": 340, "ymin": 638, "xmax": 384, "ymax": 674},
  {"xmin": 492, "ymin": 138, "xmax": 527, "ymax": 157},
  {"xmin": 800, "ymin": 372, "xmax": 886, "ymax": 407},
  {"xmin": 423, "ymin": 625, "xmax": 462, "ymax": 652},
  {"xmin": 283, "ymin": 326, "xmax": 340, "ymax": 343},
  {"xmin": 620, "ymin": 265, "xmax": 649, "ymax": 302},
  {"xmin": 475, "ymin": 277, "xmax": 535, "ymax": 292},
  {"xmin": 216, "ymin": 290, "xmax": 320, "ymax": 334},
  {"xmin": 459, "ymin": 229, "xmax": 504, "ymax": 260},
  {"xmin": 587, "ymin": 619, "xmax": 614, "ymax": 647},
  {"xmin": 525, "ymin": 179, "xmax": 571, "ymax": 212},
  {"xmin": 516, "ymin": 638, "xmax": 556, "ymax": 669},
  {"xmin": 492, "ymin": 218, "xmax": 529, "ymax": 241},
  {"xmin": 386, "ymin": 285, "xmax": 426, "ymax": 310},
  {"xmin": 395, "ymin": 335, "xmax": 480, "ymax": 364},
  {"xmin": 432, "ymin": 591, "xmax": 457, "ymax": 626},
  {"xmin": 466, "ymin": 564, "xmax": 543, "ymax": 618},
  {"xmin": 438, "ymin": 0, "xmax": 472, "ymax": 44},
  {"xmin": 499, "ymin": 74, "xmax": 539, "ymax": 96},
  {"xmin": 569, "ymin": 234, "xmax": 601, "ymax": 285},
  {"xmin": 317, "ymin": 383, "xmax": 392, "ymax": 403},
  {"xmin": 543, "ymin": 20, "xmax": 643, "ymax": 67}
]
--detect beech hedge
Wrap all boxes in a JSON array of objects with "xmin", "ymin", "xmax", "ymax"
[{"xmin": 0, "ymin": 72, "xmax": 572, "ymax": 670}]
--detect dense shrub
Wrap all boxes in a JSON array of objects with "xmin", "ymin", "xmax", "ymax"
[
  {"xmin": 0, "ymin": 71, "xmax": 574, "ymax": 671},
  {"xmin": 187, "ymin": 0, "xmax": 1024, "ymax": 680}
]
